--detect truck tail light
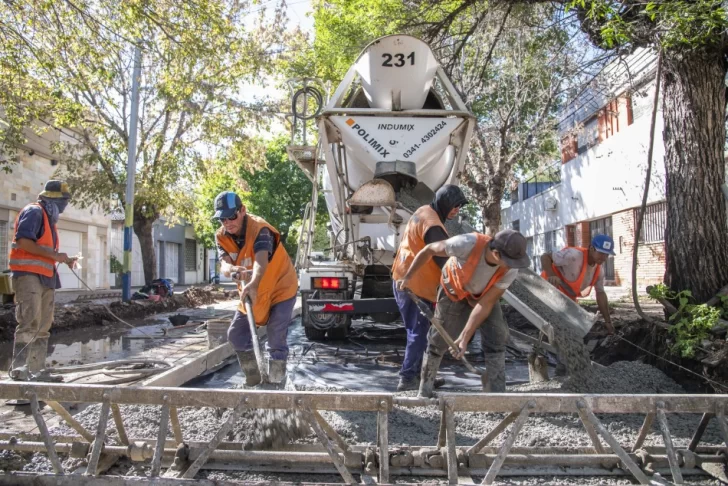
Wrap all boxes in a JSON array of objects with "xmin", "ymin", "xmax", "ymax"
[{"xmin": 312, "ymin": 277, "xmax": 348, "ymax": 290}]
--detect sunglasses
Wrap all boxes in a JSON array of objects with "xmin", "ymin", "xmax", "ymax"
[{"xmin": 219, "ymin": 212, "xmax": 239, "ymax": 223}]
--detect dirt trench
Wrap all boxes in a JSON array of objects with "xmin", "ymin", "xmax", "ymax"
[{"xmin": 0, "ymin": 286, "xmax": 237, "ymax": 343}]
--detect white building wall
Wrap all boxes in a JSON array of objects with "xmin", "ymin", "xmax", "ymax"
[
  {"xmin": 502, "ymin": 81, "xmax": 666, "ymax": 239},
  {"xmin": 0, "ymin": 127, "xmax": 111, "ymax": 289}
]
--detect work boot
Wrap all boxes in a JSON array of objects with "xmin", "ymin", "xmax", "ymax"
[
  {"xmin": 418, "ymin": 353, "xmax": 443, "ymax": 398},
  {"xmin": 8, "ymin": 341, "xmax": 32, "ymax": 381},
  {"xmin": 483, "ymin": 352, "xmax": 507, "ymax": 393},
  {"xmin": 237, "ymin": 350, "xmax": 262, "ymax": 387},
  {"xmin": 27, "ymin": 338, "xmax": 63, "ymax": 383},
  {"xmin": 397, "ymin": 376, "xmax": 446, "ymax": 392},
  {"xmin": 268, "ymin": 359, "xmax": 287, "ymax": 385}
]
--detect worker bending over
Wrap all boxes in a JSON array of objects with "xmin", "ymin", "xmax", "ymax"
[
  {"xmin": 540, "ymin": 234, "xmax": 615, "ymax": 334},
  {"xmin": 214, "ymin": 191, "xmax": 298, "ymax": 386},
  {"xmin": 391, "ymin": 185, "xmax": 467, "ymax": 391},
  {"xmin": 8, "ymin": 180, "xmax": 77, "ymax": 383},
  {"xmin": 397, "ymin": 229, "xmax": 530, "ymax": 397}
]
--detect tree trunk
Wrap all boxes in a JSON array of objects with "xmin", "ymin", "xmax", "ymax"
[
  {"xmin": 662, "ymin": 48, "xmax": 728, "ymax": 303},
  {"xmin": 133, "ymin": 213, "xmax": 158, "ymax": 285},
  {"xmin": 481, "ymin": 192, "xmax": 504, "ymax": 236}
]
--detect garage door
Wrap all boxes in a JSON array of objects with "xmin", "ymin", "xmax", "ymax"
[
  {"xmin": 57, "ymin": 229, "xmax": 82, "ymax": 289},
  {"xmin": 164, "ymin": 242, "xmax": 179, "ymax": 283}
]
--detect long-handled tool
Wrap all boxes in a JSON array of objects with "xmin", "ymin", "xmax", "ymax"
[
  {"xmin": 243, "ymin": 295, "xmax": 268, "ymax": 384},
  {"xmin": 405, "ymin": 289, "xmax": 489, "ymax": 389}
]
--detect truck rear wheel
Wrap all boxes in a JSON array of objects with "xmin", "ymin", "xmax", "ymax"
[
  {"xmin": 304, "ymin": 326, "xmax": 327, "ymax": 341},
  {"xmin": 327, "ymin": 326, "xmax": 350, "ymax": 340}
]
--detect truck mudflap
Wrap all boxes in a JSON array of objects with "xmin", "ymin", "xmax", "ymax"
[{"xmin": 306, "ymin": 298, "xmax": 398, "ymax": 314}]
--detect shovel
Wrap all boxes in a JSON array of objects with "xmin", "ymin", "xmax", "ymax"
[
  {"xmin": 243, "ymin": 296, "xmax": 269, "ymax": 384},
  {"xmin": 405, "ymin": 289, "xmax": 489, "ymax": 389}
]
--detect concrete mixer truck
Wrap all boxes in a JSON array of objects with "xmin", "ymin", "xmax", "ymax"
[{"xmin": 288, "ymin": 35, "xmax": 475, "ymax": 340}]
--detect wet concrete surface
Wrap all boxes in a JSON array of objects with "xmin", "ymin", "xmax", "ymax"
[
  {"xmin": 188, "ymin": 317, "xmax": 533, "ymax": 392},
  {"xmin": 0, "ymin": 303, "xmax": 236, "ymax": 373}
]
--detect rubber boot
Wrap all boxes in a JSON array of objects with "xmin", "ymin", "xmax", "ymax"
[
  {"xmin": 27, "ymin": 338, "xmax": 63, "ymax": 383},
  {"xmin": 398, "ymin": 375, "xmax": 446, "ymax": 392},
  {"xmin": 237, "ymin": 350, "xmax": 262, "ymax": 387},
  {"xmin": 483, "ymin": 352, "xmax": 507, "ymax": 393},
  {"xmin": 8, "ymin": 341, "xmax": 31, "ymax": 382},
  {"xmin": 418, "ymin": 353, "xmax": 442, "ymax": 398},
  {"xmin": 268, "ymin": 359, "xmax": 287, "ymax": 385}
]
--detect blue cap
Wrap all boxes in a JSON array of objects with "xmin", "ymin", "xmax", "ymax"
[
  {"xmin": 592, "ymin": 234, "xmax": 615, "ymax": 255},
  {"xmin": 213, "ymin": 191, "xmax": 242, "ymax": 220}
]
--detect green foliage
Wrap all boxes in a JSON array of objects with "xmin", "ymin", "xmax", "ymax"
[
  {"xmin": 184, "ymin": 137, "xmax": 324, "ymax": 259},
  {"xmin": 109, "ymin": 254, "xmax": 123, "ymax": 275},
  {"xmin": 565, "ymin": 0, "xmax": 727, "ymax": 50},
  {"xmin": 0, "ymin": 0, "xmax": 286, "ymax": 217},
  {"xmin": 648, "ymin": 283, "xmax": 726, "ymax": 358},
  {"xmin": 239, "ymin": 137, "xmax": 326, "ymax": 258}
]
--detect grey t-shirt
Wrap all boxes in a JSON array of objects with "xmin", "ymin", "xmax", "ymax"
[
  {"xmin": 552, "ymin": 247, "xmax": 605, "ymax": 294},
  {"xmin": 443, "ymin": 234, "xmax": 518, "ymax": 295}
]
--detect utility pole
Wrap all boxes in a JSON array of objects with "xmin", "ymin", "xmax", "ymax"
[{"xmin": 122, "ymin": 45, "xmax": 142, "ymax": 302}]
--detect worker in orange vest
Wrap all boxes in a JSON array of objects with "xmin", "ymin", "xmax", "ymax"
[
  {"xmin": 213, "ymin": 191, "xmax": 298, "ymax": 386},
  {"xmin": 391, "ymin": 185, "xmax": 467, "ymax": 391},
  {"xmin": 540, "ymin": 234, "xmax": 615, "ymax": 335},
  {"xmin": 8, "ymin": 180, "xmax": 77, "ymax": 383},
  {"xmin": 397, "ymin": 229, "xmax": 530, "ymax": 397}
]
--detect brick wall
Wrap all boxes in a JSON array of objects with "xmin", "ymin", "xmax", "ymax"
[
  {"xmin": 611, "ymin": 207, "xmax": 666, "ymax": 288},
  {"xmin": 574, "ymin": 222, "xmax": 591, "ymax": 247}
]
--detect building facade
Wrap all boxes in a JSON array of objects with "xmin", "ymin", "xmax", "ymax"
[
  {"xmin": 1, "ymin": 125, "xmax": 111, "ymax": 290},
  {"xmin": 109, "ymin": 217, "xmax": 207, "ymax": 287},
  {"xmin": 501, "ymin": 49, "xmax": 668, "ymax": 288}
]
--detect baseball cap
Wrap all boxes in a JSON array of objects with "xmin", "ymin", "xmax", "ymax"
[
  {"xmin": 592, "ymin": 234, "xmax": 616, "ymax": 255},
  {"xmin": 39, "ymin": 180, "xmax": 71, "ymax": 199},
  {"xmin": 491, "ymin": 229, "xmax": 530, "ymax": 268},
  {"xmin": 213, "ymin": 191, "xmax": 242, "ymax": 220}
]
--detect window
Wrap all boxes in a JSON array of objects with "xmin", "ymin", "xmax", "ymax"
[
  {"xmin": 637, "ymin": 202, "xmax": 666, "ymax": 244},
  {"xmin": 589, "ymin": 217, "xmax": 615, "ymax": 280},
  {"xmin": 577, "ymin": 117, "xmax": 599, "ymax": 154},
  {"xmin": 512, "ymin": 220, "xmax": 520, "ymax": 232},
  {"xmin": 0, "ymin": 221, "xmax": 7, "ymax": 271},
  {"xmin": 185, "ymin": 239, "xmax": 197, "ymax": 271}
]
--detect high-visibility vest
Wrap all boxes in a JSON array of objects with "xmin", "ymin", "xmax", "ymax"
[
  {"xmin": 441, "ymin": 233, "xmax": 508, "ymax": 302},
  {"xmin": 540, "ymin": 246, "xmax": 600, "ymax": 301},
  {"xmin": 392, "ymin": 205, "xmax": 447, "ymax": 302},
  {"xmin": 216, "ymin": 214, "xmax": 298, "ymax": 325},
  {"xmin": 9, "ymin": 203, "xmax": 59, "ymax": 277}
]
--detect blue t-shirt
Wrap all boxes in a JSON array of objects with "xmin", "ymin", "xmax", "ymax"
[
  {"xmin": 216, "ymin": 216, "xmax": 276, "ymax": 263},
  {"xmin": 12, "ymin": 204, "xmax": 61, "ymax": 289}
]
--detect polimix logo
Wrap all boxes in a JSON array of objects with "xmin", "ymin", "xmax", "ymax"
[{"xmin": 345, "ymin": 118, "xmax": 390, "ymax": 158}]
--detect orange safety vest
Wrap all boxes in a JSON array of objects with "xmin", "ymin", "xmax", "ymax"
[
  {"xmin": 216, "ymin": 214, "xmax": 298, "ymax": 325},
  {"xmin": 441, "ymin": 233, "xmax": 508, "ymax": 302},
  {"xmin": 540, "ymin": 247, "xmax": 600, "ymax": 301},
  {"xmin": 9, "ymin": 203, "xmax": 59, "ymax": 277},
  {"xmin": 392, "ymin": 205, "xmax": 447, "ymax": 302}
]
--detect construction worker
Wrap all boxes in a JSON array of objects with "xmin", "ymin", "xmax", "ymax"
[
  {"xmin": 214, "ymin": 191, "xmax": 298, "ymax": 386},
  {"xmin": 391, "ymin": 185, "xmax": 467, "ymax": 391},
  {"xmin": 8, "ymin": 180, "xmax": 77, "ymax": 383},
  {"xmin": 397, "ymin": 229, "xmax": 530, "ymax": 397},
  {"xmin": 540, "ymin": 234, "xmax": 615, "ymax": 335}
]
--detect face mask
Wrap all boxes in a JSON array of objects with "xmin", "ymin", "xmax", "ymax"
[{"xmin": 55, "ymin": 199, "xmax": 69, "ymax": 214}]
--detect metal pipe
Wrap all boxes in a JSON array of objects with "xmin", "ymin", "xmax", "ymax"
[
  {"xmin": 300, "ymin": 403, "xmax": 357, "ymax": 485},
  {"xmin": 111, "ymin": 404, "xmax": 129, "ymax": 446},
  {"xmin": 170, "ymin": 406, "xmax": 184, "ymax": 446},
  {"xmin": 28, "ymin": 393, "xmax": 64, "ymax": 475},
  {"xmin": 150, "ymin": 401, "xmax": 170, "ymax": 477},
  {"xmin": 84, "ymin": 395, "xmax": 111, "ymax": 477},
  {"xmin": 377, "ymin": 405, "xmax": 389, "ymax": 484},
  {"xmin": 688, "ymin": 413, "xmax": 713, "ymax": 451},
  {"xmin": 656, "ymin": 403, "xmax": 683, "ymax": 483},
  {"xmin": 577, "ymin": 406, "xmax": 605, "ymax": 454},
  {"xmin": 46, "ymin": 401, "xmax": 95, "ymax": 443},
  {"xmin": 482, "ymin": 401, "xmax": 534, "ymax": 485},
  {"xmin": 444, "ymin": 401, "xmax": 458, "ymax": 485},
  {"xmin": 468, "ymin": 412, "xmax": 519, "ymax": 455},
  {"xmin": 632, "ymin": 412, "xmax": 655, "ymax": 452},
  {"xmin": 578, "ymin": 400, "xmax": 651, "ymax": 485}
]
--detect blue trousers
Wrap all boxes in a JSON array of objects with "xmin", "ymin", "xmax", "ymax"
[
  {"xmin": 227, "ymin": 296, "xmax": 296, "ymax": 360},
  {"xmin": 393, "ymin": 282, "xmax": 434, "ymax": 381}
]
